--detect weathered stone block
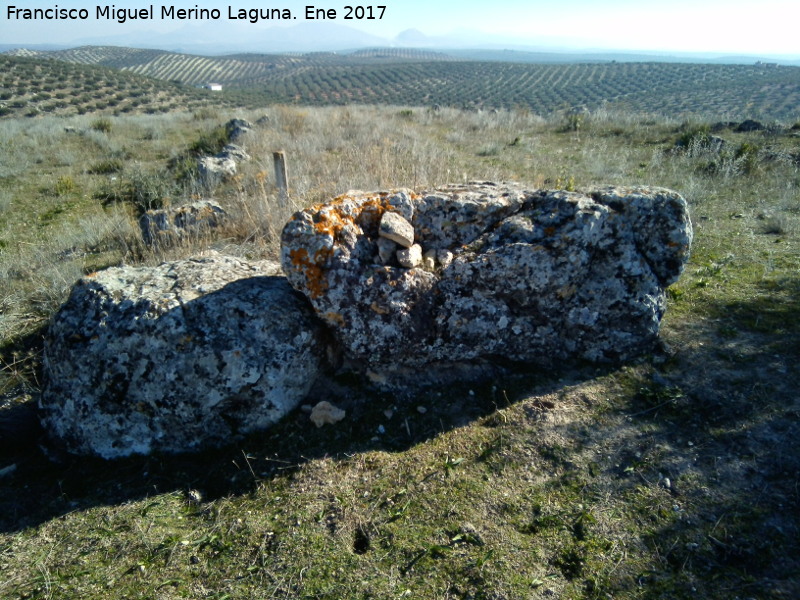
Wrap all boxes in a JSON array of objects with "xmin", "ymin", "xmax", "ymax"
[
  {"xmin": 40, "ymin": 255, "xmax": 327, "ymax": 458},
  {"xmin": 280, "ymin": 183, "xmax": 692, "ymax": 386}
]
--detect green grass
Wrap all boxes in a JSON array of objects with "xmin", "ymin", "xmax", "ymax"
[{"xmin": 1, "ymin": 105, "xmax": 799, "ymax": 599}]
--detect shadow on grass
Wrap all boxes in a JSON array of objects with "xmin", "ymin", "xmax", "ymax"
[
  {"xmin": 605, "ymin": 277, "xmax": 800, "ymax": 597},
  {"xmin": 1, "ymin": 273, "xmax": 797, "ymax": 600},
  {"xmin": 0, "ymin": 355, "xmax": 594, "ymax": 534}
]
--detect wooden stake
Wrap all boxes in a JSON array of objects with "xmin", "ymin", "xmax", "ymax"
[{"xmin": 273, "ymin": 151, "xmax": 289, "ymax": 205}]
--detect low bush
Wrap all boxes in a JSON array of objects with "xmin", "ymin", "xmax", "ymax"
[
  {"xmin": 90, "ymin": 118, "xmax": 112, "ymax": 133},
  {"xmin": 54, "ymin": 175, "xmax": 78, "ymax": 196},
  {"xmin": 675, "ymin": 123, "xmax": 712, "ymax": 149},
  {"xmin": 188, "ymin": 125, "xmax": 228, "ymax": 155},
  {"xmin": 97, "ymin": 167, "xmax": 176, "ymax": 215},
  {"xmin": 88, "ymin": 159, "xmax": 124, "ymax": 175}
]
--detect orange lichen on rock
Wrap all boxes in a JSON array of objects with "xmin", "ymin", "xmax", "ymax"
[
  {"xmin": 284, "ymin": 190, "xmax": 416, "ymax": 301},
  {"xmin": 313, "ymin": 206, "xmax": 355, "ymax": 240},
  {"xmin": 289, "ymin": 247, "xmax": 329, "ymax": 299},
  {"xmin": 311, "ymin": 193, "xmax": 400, "ymax": 239},
  {"xmin": 359, "ymin": 199, "xmax": 392, "ymax": 231},
  {"xmin": 325, "ymin": 312, "xmax": 346, "ymax": 326}
]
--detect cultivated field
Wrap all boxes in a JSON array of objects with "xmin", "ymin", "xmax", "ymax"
[
  {"xmin": 0, "ymin": 55, "xmax": 237, "ymax": 119},
  {"xmin": 0, "ymin": 94, "xmax": 799, "ymax": 598},
  {"xmin": 3, "ymin": 46, "xmax": 800, "ymax": 121}
]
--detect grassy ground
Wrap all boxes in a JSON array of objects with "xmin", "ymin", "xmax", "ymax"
[{"xmin": 1, "ymin": 106, "xmax": 798, "ymax": 599}]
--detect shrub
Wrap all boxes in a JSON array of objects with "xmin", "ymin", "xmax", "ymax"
[
  {"xmin": 675, "ymin": 124, "xmax": 711, "ymax": 149},
  {"xmin": 91, "ymin": 118, "xmax": 113, "ymax": 133},
  {"xmin": 192, "ymin": 107, "xmax": 219, "ymax": 121},
  {"xmin": 97, "ymin": 167, "xmax": 176, "ymax": 215},
  {"xmin": 555, "ymin": 170, "xmax": 577, "ymax": 191},
  {"xmin": 88, "ymin": 159, "xmax": 124, "ymax": 175},
  {"xmin": 168, "ymin": 154, "xmax": 199, "ymax": 184},
  {"xmin": 476, "ymin": 145, "xmax": 501, "ymax": 157},
  {"xmin": 759, "ymin": 214, "xmax": 792, "ymax": 235},
  {"xmin": 54, "ymin": 175, "xmax": 78, "ymax": 196},
  {"xmin": 562, "ymin": 111, "xmax": 586, "ymax": 132},
  {"xmin": 188, "ymin": 125, "xmax": 228, "ymax": 156},
  {"xmin": 734, "ymin": 141, "xmax": 761, "ymax": 175}
]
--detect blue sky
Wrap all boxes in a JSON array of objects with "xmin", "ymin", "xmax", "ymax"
[{"xmin": 1, "ymin": 0, "xmax": 798, "ymax": 55}]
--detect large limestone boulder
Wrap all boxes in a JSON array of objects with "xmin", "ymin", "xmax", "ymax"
[
  {"xmin": 40, "ymin": 255, "xmax": 326, "ymax": 458},
  {"xmin": 281, "ymin": 183, "xmax": 692, "ymax": 384}
]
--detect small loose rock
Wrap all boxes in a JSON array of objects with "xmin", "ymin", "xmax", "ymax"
[
  {"xmin": 310, "ymin": 401, "xmax": 346, "ymax": 427},
  {"xmin": 379, "ymin": 211, "xmax": 415, "ymax": 247},
  {"xmin": 397, "ymin": 244, "xmax": 423, "ymax": 268}
]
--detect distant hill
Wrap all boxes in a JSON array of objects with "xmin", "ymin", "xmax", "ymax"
[
  {"xmin": 3, "ymin": 45, "xmax": 458, "ymax": 83},
  {"xmin": 245, "ymin": 60, "xmax": 798, "ymax": 121},
  {"xmin": 5, "ymin": 46, "xmax": 171, "ymax": 69},
  {"xmin": 2, "ymin": 46, "xmax": 799, "ymax": 121},
  {"xmin": 66, "ymin": 21, "xmax": 391, "ymax": 55}
]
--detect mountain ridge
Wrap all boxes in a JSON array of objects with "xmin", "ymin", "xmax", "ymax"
[{"xmin": 3, "ymin": 20, "xmax": 799, "ymax": 65}]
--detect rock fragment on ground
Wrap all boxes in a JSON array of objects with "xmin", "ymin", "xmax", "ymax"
[
  {"xmin": 197, "ymin": 143, "xmax": 251, "ymax": 187},
  {"xmin": 397, "ymin": 244, "xmax": 423, "ymax": 268},
  {"xmin": 198, "ymin": 154, "xmax": 237, "ymax": 186},
  {"xmin": 138, "ymin": 199, "xmax": 227, "ymax": 246},
  {"xmin": 309, "ymin": 401, "xmax": 346, "ymax": 427},
  {"xmin": 379, "ymin": 211, "xmax": 415, "ymax": 247},
  {"xmin": 225, "ymin": 118, "xmax": 253, "ymax": 142}
]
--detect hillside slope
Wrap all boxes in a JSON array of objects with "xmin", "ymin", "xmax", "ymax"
[
  {"xmin": 226, "ymin": 60, "xmax": 800, "ymax": 120},
  {"xmin": 0, "ymin": 55, "xmax": 233, "ymax": 118},
  {"xmin": 3, "ymin": 45, "xmax": 800, "ymax": 120}
]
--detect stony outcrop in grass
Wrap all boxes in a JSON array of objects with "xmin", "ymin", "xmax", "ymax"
[
  {"xmin": 138, "ymin": 199, "xmax": 227, "ymax": 246},
  {"xmin": 39, "ymin": 182, "xmax": 691, "ymax": 456}
]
